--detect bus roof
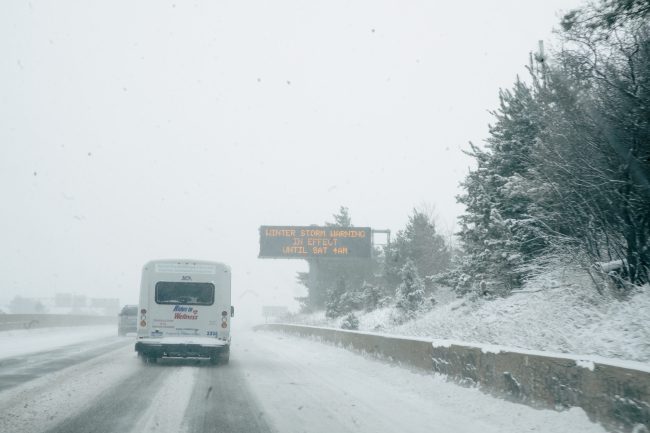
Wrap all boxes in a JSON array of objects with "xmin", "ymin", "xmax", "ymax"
[{"xmin": 142, "ymin": 259, "xmax": 230, "ymax": 275}]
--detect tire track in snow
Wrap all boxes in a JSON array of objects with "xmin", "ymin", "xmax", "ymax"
[
  {"xmin": 43, "ymin": 361, "xmax": 168, "ymax": 433},
  {"xmin": 182, "ymin": 360, "xmax": 274, "ymax": 433},
  {"xmin": 128, "ymin": 364, "xmax": 197, "ymax": 433}
]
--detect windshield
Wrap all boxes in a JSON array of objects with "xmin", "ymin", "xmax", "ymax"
[
  {"xmin": 1, "ymin": 1, "xmax": 648, "ymax": 433},
  {"xmin": 154, "ymin": 282, "xmax": 215, "ymax": 305}
]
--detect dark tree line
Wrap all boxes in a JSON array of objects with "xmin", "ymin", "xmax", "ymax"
[
  {"xmin": 296, "ymin": 206, "xmax": 378, "ymax": 312},
  {"xmin": 297, "ymin": 206, "xmax": 452, "ymax": 320},
  {"xmin": 297, "ymin": 1, "xmax": 649, "ymax": 323},
  {"xmin": 456, "ymin": 0, "xmax": 650, "ymax": 294}
]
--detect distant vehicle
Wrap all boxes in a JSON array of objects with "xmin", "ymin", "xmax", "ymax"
[
  {"xmin": 135, "ymin": 259, "xmax": 233, "ymax": 365},
  {"xmin": 117, "ymin": 305, "xmax": 138, "ymax": 336}
]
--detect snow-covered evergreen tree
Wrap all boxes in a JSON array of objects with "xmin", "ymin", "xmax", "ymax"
[
  {"xmin": 325, "ymin": 277, "xmax": 364, "ymax": 318},
  {"xmin": 384, "ymin": 209, "xmax": 451, "ymax": 288},
  {"xmin": 361, "ymin": 282, "xmax": 382, "ymax": 311},
  {"xmin": 340, "ymin": 312, "xmax": 359, "ymax": 330},
  {"xmin": 395, "ymin": 259, "xmax": 426, "ymax": 318},
  {"xmin": 325, "ymin": 277, "xmax": 348, "ymax": 319},
  {"xmin": 456, "ymin": 79, "xmax": 546, "ymax": 294},
  {"xmin": 326, "ymin": 206, "xmax": 352, "ymax": 227}
]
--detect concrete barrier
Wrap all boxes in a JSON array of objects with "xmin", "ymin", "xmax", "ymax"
[
  {"xmin": 256, "ymin": 323, "xmax": 650, "ymax": 433},
  {"xmin": 0, "ymin": 314, "xmax": 116, "ymax": 331}
]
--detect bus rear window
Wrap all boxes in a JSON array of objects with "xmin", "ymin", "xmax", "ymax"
[{"xmin": 155, "ymin": 282, "xmax": 215, "ymax": 305}]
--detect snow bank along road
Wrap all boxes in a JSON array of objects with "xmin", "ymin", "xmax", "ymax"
[{"xmin": 0, "ymin": 327, "xmax": 607, "ymax": 433}]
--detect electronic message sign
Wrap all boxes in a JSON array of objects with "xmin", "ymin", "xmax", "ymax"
[{"xmin": 259, "ymin": 226, "xmax": 372, "ymax": 259}]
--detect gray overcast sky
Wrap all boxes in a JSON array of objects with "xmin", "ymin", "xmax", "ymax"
[{"xmin": 0, "ymin": 0, "xmax": 583, "ymax": 311}]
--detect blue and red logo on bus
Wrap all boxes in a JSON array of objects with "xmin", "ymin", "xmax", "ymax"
[{"xmin": 173, "ymin": 305, "xmax": 198, "ymax": 320}]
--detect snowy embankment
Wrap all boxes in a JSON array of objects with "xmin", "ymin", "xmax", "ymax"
[
  {"xmin": 0, "ymin": 325, "xmax": 117, "ymax": 360},
  {"xmin": 287, "ymin": 282, "xmax": 650, "ymax": 364}
]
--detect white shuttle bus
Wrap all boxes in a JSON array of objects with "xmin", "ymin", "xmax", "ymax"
[{"xmin": 135, "ymin": 259, "xmax": 233, "ymax": 364}]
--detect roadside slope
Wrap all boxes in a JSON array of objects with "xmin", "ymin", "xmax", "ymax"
[{"xmin": 288, "ymin": 284, "xmax": 650, "ymax": 363}]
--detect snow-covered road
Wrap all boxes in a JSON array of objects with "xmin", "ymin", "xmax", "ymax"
[{"xmin": 0, "ymin": 327, "xmax": 607, "ymax": 433}]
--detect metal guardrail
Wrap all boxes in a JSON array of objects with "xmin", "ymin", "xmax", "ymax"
[
  {"xmin": 256, "ymin": 323, "xmax": 650, "ymax": 433},
  {"xmin": 0, "ymin": 314, "xmax": 116, "ymax": 331}
]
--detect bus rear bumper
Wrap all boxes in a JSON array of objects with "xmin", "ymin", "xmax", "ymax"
[{"xmin": 135, "ymin": 337, "xmax": 228, "ymax": 359}]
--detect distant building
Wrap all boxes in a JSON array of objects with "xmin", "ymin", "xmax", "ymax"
[
  {"xmin": 90, "ymin": 298, "xmax": 120, "ymax": 316},
  {"xmin": 8, "ymin": 296, "xmax": 47, "ymax": 314},
  {"xmin": 51, "ymin": 294, "xmax": 120, "ymax": 316}
]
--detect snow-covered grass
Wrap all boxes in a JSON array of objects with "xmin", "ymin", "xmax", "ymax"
[{"xmin": 283, "ymin": 278, "xmax": 650, "ymax": 363}]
